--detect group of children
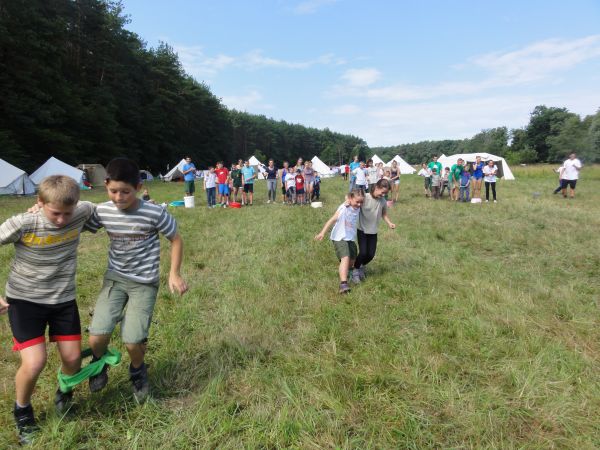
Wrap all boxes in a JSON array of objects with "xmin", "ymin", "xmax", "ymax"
[
  {"xmin": 347, "ymin": 157, "xmax": 401, "ymax": 203},
  {"xmin": 0, "ymin": 158, "xmax": 187, "ymax": 445},
  {"xmin": 200, "ymin": 158, "xmax": 322, "ymax": 207},
  {"xmin": 418, "ymin": 155, "xmax": 499, "ymax": 203}
]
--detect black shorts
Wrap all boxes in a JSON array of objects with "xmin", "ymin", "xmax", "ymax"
[
  {"xmin": 7, "ymin": 298, "xmax": 81, "ymax": 351},
  {"xmin": 243, "ymin": 183, "xmax": 254, "ymax": 193},
  {"xmin": 296, "ymin": 188, "xmax": 305, "ymax": 195},
  {"xmin": 560, "ymin": 179, "xmax": 577, "ymax": 189}
]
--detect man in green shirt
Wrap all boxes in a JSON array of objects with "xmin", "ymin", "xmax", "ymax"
[{"xmin": 449, "ymin": 158, "xmax": 464, "ymax": 201}]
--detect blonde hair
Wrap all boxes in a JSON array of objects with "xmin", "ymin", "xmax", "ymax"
[{"xmin": 38, "ymin": 175, "xmax": 80, "ymax": 206}]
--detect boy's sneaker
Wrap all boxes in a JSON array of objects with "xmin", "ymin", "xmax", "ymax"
[
  {"xmin": 339, "ymin": 282, "xmax": 351, "ymax": 294},
  {"xmin": 14, "ymin": 404, "xmax": 39, "ymax": 446},
  {"xmin": 54, "ymin": 388, "xmax": 74, "ymax": 414},
  {"xmin": 130, "ymin": 363, "xmax": 150, "ymax": 403},
  {"xmin": 89, "ymin": 363, "xmax": 109, "ymax": 393}
]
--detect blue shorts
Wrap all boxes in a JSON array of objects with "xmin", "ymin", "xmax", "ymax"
[{"xmin": 218, "ymin": 184, "xmax": 229, "ymax": 195}]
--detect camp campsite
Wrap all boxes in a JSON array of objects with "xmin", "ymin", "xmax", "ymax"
[{"xmin": 1, "ymin": 0, "xmax": 600, "ymax": 447}]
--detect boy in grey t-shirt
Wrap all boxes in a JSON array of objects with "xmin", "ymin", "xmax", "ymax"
[
  {"xmin": 85, "ymin": 158, "xmax": 188, "ymax": 403},
  {"xmin": 0, "ymin": 176, "xmax": 94, "ymax": 444}
]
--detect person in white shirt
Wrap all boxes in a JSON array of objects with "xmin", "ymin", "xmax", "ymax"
[
  {"xmin": 353, "ymin": 161, "xmax": 368, "ymax": 194},
  {"xmin": 417, "ymin": 163, "xmax": 431, "ymax": 197},
  {"xmin": 314, "ymin": 190, "xmax": 365, "ymax": 294},
  {"xmin": 561, "ymin": 153, "xmax": 582, "ymax": 199},
  {"xmin": 483, "ymin": 160, "xmax": 498, "ymax": 203}
]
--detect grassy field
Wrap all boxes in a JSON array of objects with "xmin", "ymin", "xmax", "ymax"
[{"xmin": 0, "ymin": 165, "xmax": 599, "ymax": 448}]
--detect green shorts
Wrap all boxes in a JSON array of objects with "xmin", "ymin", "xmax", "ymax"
[
  {"xmin": 184, "ymin": 180, "xmax": 195, "ymax": 194},
  {"xmin": 332, "ymin": 240, "xmax": 357, "ymax": 260},
  {"xmin": 89, "ymin": 272, "xmax": 159, "ymax": 344}
]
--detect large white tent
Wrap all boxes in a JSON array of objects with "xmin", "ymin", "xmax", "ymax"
[
  {"xmin": 30, "ymin": 157, "xmax": 84, "ymax": 185},
  {"xmin": 311, "ymin": 156, "xmax": 334, "ymax": 178},
  {"xmin": 0, "ymin": 159, "xmax": 36, "ymax": 195},
  {"xmin": 163, "ymin": 159, "xmax": 187, "ymax": 181},
  {"xmin": 437, "ymin": 153, "xmax": 515, "ymax": 180},
  {"xmin": 370, "ymin": 154, "xmax": 385, "ymax": 165},
  {"xmin": 386, "ymin": 155, "xmax": 416, "ymax": 174}
]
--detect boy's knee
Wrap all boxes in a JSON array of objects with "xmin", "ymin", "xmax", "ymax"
[{"xmin": 21, "ymin": 357, "xmax": 47, "ymax": 377}]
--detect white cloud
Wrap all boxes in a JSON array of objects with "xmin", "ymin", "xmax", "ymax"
[
  {"xmin": 293, "ymin": 0, "xmax": 339, "ymax": 15},
  {"xmin": 341, "ymin": 68, "xmax": 381, "ymax": 87},
  {"xmin": 331, "ymin": 104, "xmax": 361, "ymax": 115}
]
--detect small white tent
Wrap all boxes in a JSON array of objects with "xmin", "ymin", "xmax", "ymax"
[
  {"xmin": 163, "ymin": 159, "xmax": 187, "ymax": 181},
  {"xmin": 0, "ymin": 159, "xmax": 36, "ymax": 195},
  {"xmin": 311, "ymin": 156, "xmax": 334, "ymax": 178},
  {"xmin": 139, "ymin": 170, "xmax": 154, "ymax": 181},
  {"xmin": 370, "ymin": 154, "xmax": 385, "ymax": 165},
  {"xmin": 248, "ymin": 155, "xmax": 267, "ymax": 179},
  {"xmin": 386, "ymin": 155, "xmax": 416, "ymax": 174},
  {"xmin": 30, "ymin": 157, "xmax": 84, "ymax": 185},
  {"xmin": 437, "ymin": 153, "xmax": 515, "ymax": 180}
]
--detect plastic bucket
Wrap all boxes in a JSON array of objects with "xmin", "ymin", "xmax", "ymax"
[{"xmin": 184, "ymin": 196, "xmax": 195, "ymax": 208}]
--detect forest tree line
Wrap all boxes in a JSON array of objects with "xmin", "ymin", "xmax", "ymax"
[{"xmin": 1, "ymin": 1, "xmax": 598, "ymax": 174}]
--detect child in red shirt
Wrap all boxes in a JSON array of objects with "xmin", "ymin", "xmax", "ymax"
[
  {"xmin": 295, "ymin": 170, "xmax": 305, "ymax": 205},
  {"xmin": 215, "ymin": 162, "xmax": 230, "ymax": 207}
]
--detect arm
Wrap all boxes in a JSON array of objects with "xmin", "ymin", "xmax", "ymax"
[
  {"xmin": 167, "ymin": 233, "xmax": 188, "ymax": 295},
  {"xmin": 314, "ymin": 210, "xmax": 341, "ymax": 241},
  {"xmin": 382, "ymin": 209, "xmax": 396, "ymax": 229}
]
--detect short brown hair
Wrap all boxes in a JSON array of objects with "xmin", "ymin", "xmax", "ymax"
[{"xmin": 38, "ymin": 175, "xmax": 80, "ymax": 206}]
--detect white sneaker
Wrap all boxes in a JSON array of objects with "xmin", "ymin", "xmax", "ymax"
[
  {"xmin": 494, "ymin": 200, "xmax": 497, "ymax": 203},
  {"xmin": 485, "ymin": 200, "xmax": 489, "ymax": 203},
  {"xmin": 267, "ymin": 200, "xmax": 271, "ymax": 204}
]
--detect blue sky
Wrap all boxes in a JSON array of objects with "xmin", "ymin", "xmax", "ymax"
[{"xmin": 122, "ymin": 0, "xmax": 600, "ymax": 146}]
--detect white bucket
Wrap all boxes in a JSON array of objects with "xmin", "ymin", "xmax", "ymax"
[{"xmin": 184, "ymin": 196, "xmax": 195, "ymax": 208}]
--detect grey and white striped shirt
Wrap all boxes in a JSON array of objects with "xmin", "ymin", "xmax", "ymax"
[
  {"xmin": 85, "ymin": 200, "xmax": 178, "ymax": 284},
  {"xmin": 0, "ymin": 202, "xmax": 95, "ymax": 304}
]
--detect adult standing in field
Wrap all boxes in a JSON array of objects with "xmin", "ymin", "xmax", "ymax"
[
  {"xmin": 483, "ymin": 159, "xmax": 498, "ymax": 203},
  {"xmin": 303, "ymin": 160, "xmax": 315, "ymax": 204},
  {"xmin": 560, "ymin": 152, "xmax": 582, "ymax": 199},
  {"xmin": 390, "ymin": 160, "xmax": 400, "ymax": 202},
  {"xmin": 241, "ymin": 160, "xmax": 256, "ymax": 206},
  {"xmin": 215, "ymin": 161, "xmax": 230, "ymax": 207},
  {"xmin": 352, "ymin": 179, "xmax": 396, "ymax": 283},
  {"xmin": 265, "ymin": 159, "xmax": 278, "ymax": 204},
  {"xmin": 349, "ymin": 155, "xmax": 360, "ymax": 192},
  {"xmin": 471, "ymin": 155, "xmax": 484, "ymax": 201},
  {"xmin": 182, "ymin": 156, "xmax": 196, "ymax": 197},
  {"xmin": 450, "ymin": 158, "xmax": 464, "ymax": 201}
]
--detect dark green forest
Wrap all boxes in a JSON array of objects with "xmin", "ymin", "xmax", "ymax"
[{"xmin": 1, "ymin": 0, "xmax": 598, "ymax": 173}]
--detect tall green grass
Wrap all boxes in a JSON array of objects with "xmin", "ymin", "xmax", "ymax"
[{"xmin": 0, "ymin": 166, "xmax": 599, "ymax": 448}]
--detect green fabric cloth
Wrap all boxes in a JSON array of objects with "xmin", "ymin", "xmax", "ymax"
[{"xmin": 57, "ymin": 348, "xmax": 122, "ymax": 393}]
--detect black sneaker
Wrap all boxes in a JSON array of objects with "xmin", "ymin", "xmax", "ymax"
[
  {"xmin": 14, "ymin": 404, "xmax": 39, "ymax": 446},
  {"xmin": 54, "ymin": 388, "xmax": 74, "ymax": 414},
  {"xmin": 130, "ymin": 363, "xmax": 150, "ymax": 403},
  {"xmin": 89, "ymin": 362, "xmax": 109, "ymax": 393}
]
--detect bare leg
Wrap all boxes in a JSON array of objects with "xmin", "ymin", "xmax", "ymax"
[
  {"xmin": 125, "ymin": 343, "xmax": 146, "ymax": 369},
  {"xmin": 56, "ymin": 340, "xmax": 82, "ymax": 376},
  {"xmin": 89, "ymin": 334, "xmax": 111, "ymax": 360},
  {"xmin": 338, "ymin": 256, "xmax": 350, "ymax": 283},
  {"xmin": 15, "ymin": 344, "xmax": 47, "ymax": 406}
]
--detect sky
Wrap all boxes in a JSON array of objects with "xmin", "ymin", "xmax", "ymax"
[{"xmin": 122, "ymin": 0, "xmax": 600, "ymax": 147}]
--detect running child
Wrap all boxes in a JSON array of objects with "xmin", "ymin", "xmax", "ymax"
[
  {"xmin": 0, "ymin": 176, "xmax": 95, "ymax": 444},
  {"xmin": 86, "ymin": 158, "xmax": 188, "ymax": 403},
  {"xmin": 314, "ymin": 190, "xmax": 365, "ymax": 294}
]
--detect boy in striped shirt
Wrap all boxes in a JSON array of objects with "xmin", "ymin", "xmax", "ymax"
[
  {"xmin": 85, "ymin": 158, "xmax": 188, "ymax": 403},
  {"xmin": 0, "ymin": 176, "xmax": 95, "ymax": 444}
]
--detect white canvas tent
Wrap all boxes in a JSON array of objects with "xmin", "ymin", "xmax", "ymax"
[
  {"xmin": 437, "ymin": 153, "xmax": 515, "ymax": 180},
  {"xmin": 30, "ymin": 157, "xmax": 84, "ymax": 185},
  {"xmin": 370, "ymin": 154, "xmax": 385, "ymax": 165},
  {"xmin": 310, "ymin": 156, "xmax": 334, "ymax": 178},
  {"xmin": 77, "ymin": 164, "xmax": 107, "ymax": 186},
  {"xmin": 139, "ymin": 170, "xmax": 154, "ymax": 181},
  {"xmin": 163, "ymin": 159, "xmax": 187, "ymax": 181},
  {"xmin": 0, "ymin": 159, "xmax": 36, "ymax": 195},
  {"xmin": 248, "ymin": 155, "xmax": 267, "ymax": 179},
  {"xmin": 386, "ymin": 155, "xmax": 416, "ymax": 174}
]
